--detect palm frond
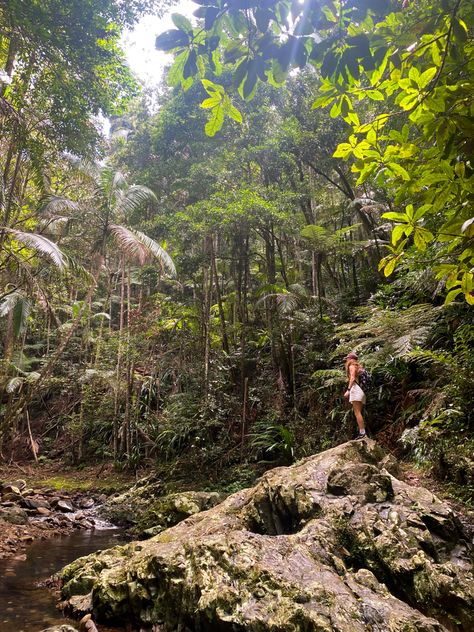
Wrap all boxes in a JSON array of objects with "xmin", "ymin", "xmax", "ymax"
[
  {"xmin": 38, "ymin": 195, "xmax": 81, "ymax": 216},
  {"xmin": 4, "ymin": 228, "xmax": 67, "ymax": 270},
  {"xmin": 109, "ymin": 224, "xmax": 176, "ymax": 276},
  {"xmin": 115, "ymin": 185, "xmax": 158, "ymax": 217},
  {"xmin": 13, "ymin": 295, "xmax": 31, "ymax": 337},
  {"xmin": 276, "ymin": 292, "xmax": 299, "ymax": 315},
  {"xmin": 0, "ymin": 290, "xmax": 31, "ymax": 337},
  {"xmin": 112, "ymin": 171, "xmax": 128, "ymax": 190},
  {"xmin": 255, "ymin": 283, "xmax": 287, "ymax": 298},
  {"xmin": 91, "ymin": 312, "xmax": 111, "ymax": 322},
  {"xmin": 288, "ymin": 283, "xmax": 309, "ymax": 297},
  {"xmin": 0, "ymin": 291, "xmax": 24, "ymax": 318},
  {"xmin": 40, "ymin": 216, "xmax": 71, "ymax": 235},
  {"xmin": 64, "ymin": 255, "xmax": 94, "ymax": 283}
]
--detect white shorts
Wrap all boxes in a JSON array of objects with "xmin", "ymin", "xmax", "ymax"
[{"xmin": 349, "ymin": 383, "xmax": 366, "ymax": 404}]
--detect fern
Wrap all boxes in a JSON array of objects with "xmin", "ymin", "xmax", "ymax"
[{"xmin": 335, "ymin": 304, "xmax": 440, "ymax": 363}]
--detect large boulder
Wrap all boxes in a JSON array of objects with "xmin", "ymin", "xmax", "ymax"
[
  {"xmin": 60, "ymin": 440, "xmax": 474, "ymax": 631},
  {"xmin": 100, "ymin": 473, "xmax": 223, "ymax": 536},
  {"xmin": 0, "ymin": 506, "xmax": 29, "ymax": 525}
]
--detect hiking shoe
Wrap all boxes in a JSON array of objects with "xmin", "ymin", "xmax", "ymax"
[{"xmin": 354, "ymin": 431, "xmax": 367, "ymax": 440}]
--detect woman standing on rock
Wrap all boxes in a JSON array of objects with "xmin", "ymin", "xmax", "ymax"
[{"xmin": 344, "ymin": 352, "xmax": 366, "ymax": 440}]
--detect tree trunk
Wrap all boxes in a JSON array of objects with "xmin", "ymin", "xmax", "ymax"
[
  {"xmin": 210, "ymin": 235, "xmax": 230, "ymax": 355},
  {"xmin": 202, "ymin": 236, "xmax": 213, "ymax": 400}
]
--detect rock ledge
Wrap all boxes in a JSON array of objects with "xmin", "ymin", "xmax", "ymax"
[{"xmin": 60, "ymin": 440, "xmax": 474, "ymax": 631}]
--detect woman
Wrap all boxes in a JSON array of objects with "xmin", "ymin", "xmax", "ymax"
[{"xmin": 344, "ymin": 352, "xmax": 366, "ymax": 440}]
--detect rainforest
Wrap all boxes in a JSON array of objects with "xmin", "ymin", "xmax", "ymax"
[{"xmin": 0, "ymin": 1, "xmax": 473, "ymax": 631}]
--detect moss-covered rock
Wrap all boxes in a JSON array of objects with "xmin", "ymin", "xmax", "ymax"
[
  {"xmin": 99, "ymin": 474, "xmax": 164, "ymax": 526},
  {"xmin": 100, "ymin": 474, "xmax": 224, "ymax": 537},
  {"xmin": 135, "ymin": 490, "xmax": 225, "ymax": 538},
  {"xmin": 61, "ymin": 440, "xmax": 474, "ymax": 631}
]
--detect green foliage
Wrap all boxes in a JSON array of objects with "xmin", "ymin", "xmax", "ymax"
[
  {"xmin": 160, "ymin": 0, "xmax": 474, "ymax": 303},
  {"xmin": 249, "ymin": 415, "xmax": 295, "ymax": 464}
]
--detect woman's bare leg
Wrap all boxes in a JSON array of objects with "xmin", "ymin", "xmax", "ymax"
[{"xmin": 352, "ymin": 401, "xmax": 365, "ymax": 432}]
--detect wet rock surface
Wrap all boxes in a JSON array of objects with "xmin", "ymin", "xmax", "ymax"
[
  {"xmin": 0, "ymin": 479, "xmax": 105, "ymax": 560},
  {"xmin": 60, "ymin": 440, "xmax": 474, "ymax": 631}
]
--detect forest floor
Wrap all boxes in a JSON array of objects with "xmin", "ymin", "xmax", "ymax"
[{"xmin": 0, "ymin": 456, "xmax": 473, "ymax": 560}]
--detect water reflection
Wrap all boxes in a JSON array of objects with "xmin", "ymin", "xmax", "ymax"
[{"xmin": 0, "ymin": 529, "xmax": 124, "ymax": 632}]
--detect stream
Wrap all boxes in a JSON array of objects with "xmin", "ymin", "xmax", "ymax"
[{"xmin": 0, "ymin": 528, "xmax": 124, "ymax": 632}]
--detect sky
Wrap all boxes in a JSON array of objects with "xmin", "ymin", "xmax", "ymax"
[{"xmin": 121, "ymin": 1, "xmax": 197, "ymax": 86}]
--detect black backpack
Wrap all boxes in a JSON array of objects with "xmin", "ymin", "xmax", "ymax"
[{"xmin": 357, "ymin": 368, "xmax": 372, "ymax": 393}]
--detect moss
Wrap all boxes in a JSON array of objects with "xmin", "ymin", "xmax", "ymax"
[{"xmin": 29, "ymin": 474, "xmax": 129, "ymax": 493}]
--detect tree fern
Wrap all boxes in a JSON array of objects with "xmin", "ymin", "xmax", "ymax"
[{"xmin": 336, "ymin": 304, "xmax": 440, "ymax": 362}]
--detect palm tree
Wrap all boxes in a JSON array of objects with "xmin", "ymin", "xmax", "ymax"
[
  {"xmin": 2, "ymin": 165, "xmax": 175, "ymax": 456},
  {"xmin": 42, "ymin": 163, "xmax": 176, "ymax": 457},
  {"xmin": 41, "ymin": 164, "xmax": 175, "ymax": 275}
]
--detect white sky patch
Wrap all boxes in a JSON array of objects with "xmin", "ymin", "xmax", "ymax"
[{"xmin": 122, "ymin": 0, "xmax": 197, "ymax": 87}]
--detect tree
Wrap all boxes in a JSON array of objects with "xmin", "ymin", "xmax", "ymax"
[{"xmin": 156, "ymin": 0, "xmax": 474, "ymax": 304}]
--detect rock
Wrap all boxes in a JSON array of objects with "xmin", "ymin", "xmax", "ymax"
[
  {"xmin": 60, "ymin": 440, "xmax": 474, "ymax": 631},
  {"xmin": 100, "ymin": 473, "xmax": 224, "ymax": 535},
  {"xmin": 79, "ymin": 613, "xmax": 99, "ymax": 632},
  {"xmin": 2, "ymin": 491, "xmax": 23, "ymax": 502},
  {"xmin": 1, "ymin": 484, "xmax": 22, "ymax": 495},
  {"xmin": 0, "ymin": 506, "xmax": 29, "ymax": 525},
  {"xmin": 20, "ymin": 534, "xmax": 34, "ymax": 542},
  {"xmin": 60, "ymin": 514, "xmax": 76, "ymax": 524},
  {"xmin": 99, "ymin": 474, "xmax": 163, "ymax": 525},
  {"xmin": 40, "ymin": 626, "xmax": 77, "ymax": 632},
  {"xmin": 11, "ymin": 479, "xmax": 27, "ymax": 491},
  {"xmin": 79, "ymin": 498, "xmax": 95, "ymax": 509},
  {"xmin": 327, "ymin": 462, "xmax": 393, "ymax": 502},
  {"xmin": 74, "ymin": 518, "xmax": 94, "ymax": 529},
  {"xmin": 35, "ymin": 506, "xmax": 52, "ymax": 517},
  {"xmin": 380, "ymin": 454, "xmax": 402, "ymax": 477},
  {"xmin": 22, "ymin": 497, "xmax": 51, "ymax": 510},
  {"xmin": 56, "ymin": 499, "xmax": 75, "ymax": 512},
  {"xmin": 134, "ymin": 490, "xmax": 226, "ymax": 537}
]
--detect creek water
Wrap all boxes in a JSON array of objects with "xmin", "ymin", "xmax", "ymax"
[{"xmin": 0, "ymin": 528, "xmax": 124, "ymax": 632}]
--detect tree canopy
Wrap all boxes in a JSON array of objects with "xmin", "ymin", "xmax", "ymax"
[{"xmin": 156, "ymin": 0, "xmax": 474, "ymax": 304}]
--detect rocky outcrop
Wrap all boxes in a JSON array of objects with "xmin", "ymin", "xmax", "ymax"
[
  {"xmin": 60, "ymin": 440, "xmax": 474, "ymax": 631},
  {"xmin": 100, "ymin": 473, "xmax": 224, "ymax": 537}
]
